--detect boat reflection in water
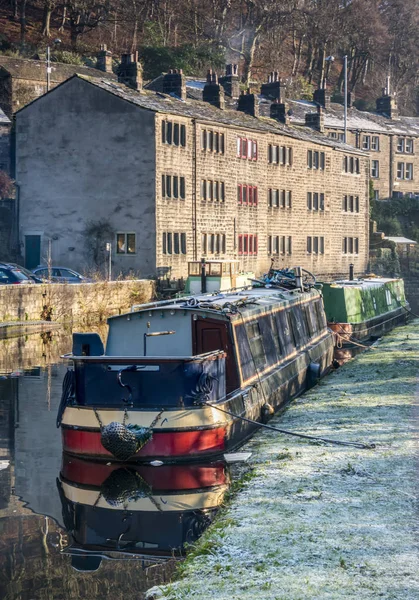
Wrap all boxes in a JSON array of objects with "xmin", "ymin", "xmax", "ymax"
[{"xmin": 57, "ymin": 455, "xmax": 229, "ymax": 570}]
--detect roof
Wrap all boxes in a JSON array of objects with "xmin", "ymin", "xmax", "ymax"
[
  {"xmin": 111, "ymin": 287, "xmax": 322, "ymax": 323},
  {"xmin": 37, "ymin": 75, "xmax": 364, "ymax": 153},
  {"xmin": 384, "ymin": 236, "xmax": 417, "ymax": 245},
  {"xmin": 147, "ymin": 74, "xmax": 419, "ymax": 138},
  {"xmin": 0, "ymin": 55, "xmax": 116, "ymax": 83}
]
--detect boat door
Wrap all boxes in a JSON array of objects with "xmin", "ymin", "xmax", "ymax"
[{"xmin": 193, "ymin": 318, "xmax": 239, "ymax": 393}]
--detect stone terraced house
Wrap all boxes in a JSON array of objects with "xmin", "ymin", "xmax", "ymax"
[
  {"xmin": 15, "ymin": 66, "xmax": 369, "ymax": 281},
  {"xmin": 152, "ymin": 68, "xmax": 419, "ymax": 204}
]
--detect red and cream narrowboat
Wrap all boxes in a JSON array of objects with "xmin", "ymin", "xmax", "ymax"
[{"xmin": 58, "ymin": 287, "xmax": 334, "ymax": 462}]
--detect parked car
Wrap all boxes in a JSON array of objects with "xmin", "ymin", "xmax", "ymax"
[
  {"xmin": 32, "ymin": 266, "xmax": 92, "ymax": 284},
  {"xmin": 0, "ymin": 262, "xmax": 37, "ymax": 284}
]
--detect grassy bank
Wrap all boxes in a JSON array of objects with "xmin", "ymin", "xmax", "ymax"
[{"xmin": 147, "ymin": 322, "xmax": 419, "ymax": 600}]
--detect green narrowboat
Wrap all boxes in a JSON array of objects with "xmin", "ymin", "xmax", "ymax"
[{"xmin": 321, "ymin": 277, "xmax": 409, "ymax": 345}]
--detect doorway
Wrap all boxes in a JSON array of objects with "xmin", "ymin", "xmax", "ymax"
[{"xmin": 24, "ymin": 235, "xmax": 41, "ymax": 269}]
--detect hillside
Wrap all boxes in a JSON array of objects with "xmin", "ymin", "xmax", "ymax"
[{"xmin": 0, "ymin": 0, "xmax": 418, "ymax": 115}]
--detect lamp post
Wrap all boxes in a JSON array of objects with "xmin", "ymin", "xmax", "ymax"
[
  {"xmin": 343, "ymin": 55, "xmax": 348, "ymax": 143},
  {"xmin": 46, "ymin": 38, "xmax": 61, "ymax": 92},
  {"xmin": 106, "ymin": 242, "xmax": 112, "ymax": 281}
]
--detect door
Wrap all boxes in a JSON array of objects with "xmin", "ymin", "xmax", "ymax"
[
  {"xmin": 193, "ymin": 318, "xmax": 240, "ymax": 393},
  {"xmin": 25, "ymin": 235, "xmax": 41, "ymax": 270}
]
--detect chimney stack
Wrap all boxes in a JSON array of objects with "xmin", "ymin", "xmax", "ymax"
[
  {"xmin": 219, "ymin": 64, "xmax": 240, "ymax": 100},
  {"xmin": 96, "ymin": 44, "xmax": 113, "ymax": 73},
  {"xmin": 376, "ymin": 81, "xmax": 399, "ymax": 119},
  {"xmin": 261, "ymin": 71, "xmax": 282, "ymax": 100},
  {"xmin": 117, "ymin": 51, "xmax": 143, "ymax": 91},
  {"xmin": 162, "ymin": 68, "xmax": 186, "ymax": 100},
  {"xmin": 305, "ymin": 105, "xmax": 325, "ymax": 133},
  {"xmin": 202, "ymin": 69, "xmax": 225, "ymax": 109},
  {"xmin": 313, "ymin": 86, "xmax": 330, "ymax": 110},
  {"xmin": 270, "ymin": 98, "xmax": 289, "ymax": 125},
  {"xmin": 237, "ymin": 89, "xmax": 259, "ymax": 118}
]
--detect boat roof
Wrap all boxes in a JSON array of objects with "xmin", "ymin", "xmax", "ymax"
[
  {"xmin": 109, "ymin": 287, "xmax": 321, "ymax": 324},
  {"xmin": 323, "ymin": 277, "xmax": 403, "ymax": 290}
]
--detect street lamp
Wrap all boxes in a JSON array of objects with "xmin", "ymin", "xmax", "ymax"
[
  {"xmin": 46, "ymin": 38, "xmax": 61, "ymax": 92},
  {"xmin": 106, "ymin": 242, "xmax": 112, "ymax": 281},
  {"xmin": 343, "ymin": 55, "xmax": 348, "ymax": 143}
]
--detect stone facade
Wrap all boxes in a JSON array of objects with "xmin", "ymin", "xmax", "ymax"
[{"xmin": 15, "ymin": 75, "xmax": 369, "ymax": 282}]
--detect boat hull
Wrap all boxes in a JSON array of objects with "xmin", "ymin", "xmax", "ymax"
[
  {"xmin": 61, "ymin": 331, "xmax": 334, "ymax": 462},
  {"xmin": 329, "ymin": 305, "xmax": 408, "ymax": 346}
]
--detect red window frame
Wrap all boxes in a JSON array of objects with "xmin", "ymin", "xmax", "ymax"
[
  {"xmin": 248, "ymin": 186, "xmax": 254, "ymax": 206},
  {"xmin": 238, "ymin": 235, "xmax": 243, "ymax": 254},
  {"xmin": 238, "ymin": 184, "xmax": 242, "ymax": 205},
  {"xmin": 243, "ymin": 234, "xmax": 248, "ymax": 254},
  {"xmin": 242, "ymin": 185, "xmax": 248, "ymax": 206},
  {"xmin": 252, "ymin": 140, "xmax": 258, "ymax": 161}
]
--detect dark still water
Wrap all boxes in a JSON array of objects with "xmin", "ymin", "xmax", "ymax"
[{"xmin": 0, "ymin": 329, "xmax": 229, "ymax": 600}]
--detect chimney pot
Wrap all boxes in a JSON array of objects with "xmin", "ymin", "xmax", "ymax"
[
  {"xmin": 96, "ymin": 45, "xmax": 113, "ymax": 73},
  {"xmin": 117, "ymin": 52, "xmax": 143, "ymax": 91},
  {"xmin": 219, "ymin": 64, "xmax": 240, "ymax": 99},
  {"xmin": 162, "ymin": 67, "xmax": 187, "ymax": 100}
]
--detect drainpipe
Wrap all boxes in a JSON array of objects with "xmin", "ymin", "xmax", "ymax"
[
  {"xmin": 389, "ymin": 134, "xmax": 394, "ymax": 198},
  {"xmin": 192, "ymin": 119, "xmax": 197, "ymax": 260},
  {"xmin": 14, "ymin": 182, "xmax": 20, "ymax": 258},
  {"xmin": 201, "ymin": 257, "xmax": 207, "ymax": 293}
]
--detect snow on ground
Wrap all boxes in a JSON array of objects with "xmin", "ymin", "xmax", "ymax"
[{"xmin": 147, "ymin": 322, "xmax": 419, "ymax": 600}]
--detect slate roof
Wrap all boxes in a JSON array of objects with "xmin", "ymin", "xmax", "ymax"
[
  {"xmin": 147, "ymin": 74, "xmax": 419, "ymax": 137},
  {"xmin": 68, "ymin": 75, "xmax": 366, "ymax": 154},
  {"xmin": 0, "ymin": 56, "xmax": 116, "ymax": 83},
  {"xmin": 285, "ymin": 99, "xmax": 419, "ymax": 136}
]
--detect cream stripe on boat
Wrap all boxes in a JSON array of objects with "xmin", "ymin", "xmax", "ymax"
[
  {"xmin": 61, "ymin": 405, "xmax": 231, "ymax": 429},
  {"xmin": 61, "ymin": 481, "xmax": 228, "ymax": 511}
]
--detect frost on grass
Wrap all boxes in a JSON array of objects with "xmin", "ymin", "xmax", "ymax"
[{"xmin": 147, "ymin": 323, "xmax": 419, "ymax": 600}]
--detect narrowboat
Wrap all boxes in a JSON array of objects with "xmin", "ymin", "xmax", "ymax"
[
  {"xmin": 58, "ymin": 286, "xmax": 334, "ymax": 462},
  {"xmin": 321, "ymin": 276, "xmax": 409, "ymax": 346},
  {"xmin": 57, "ymin": 456, "xmax": 228, "ymax": 568}
]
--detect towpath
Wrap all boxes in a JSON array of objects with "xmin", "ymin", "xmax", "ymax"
[{"xmin": 147, "ymin": 321, "xmax": 419, "ymax": 600}]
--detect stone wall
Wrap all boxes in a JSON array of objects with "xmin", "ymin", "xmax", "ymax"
[{"xmin": 0, "ymin": 279, "xmax": 154, "ymax": 325}]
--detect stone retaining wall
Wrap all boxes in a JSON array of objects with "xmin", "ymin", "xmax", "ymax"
[{"xmin": 0, "ymin": 279, "xmax": 155, "ymax": 325}]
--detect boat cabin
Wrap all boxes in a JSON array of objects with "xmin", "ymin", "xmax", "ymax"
[{"xmin": 185, "ymin": 260, "xmax": 254, "ymax": 294}]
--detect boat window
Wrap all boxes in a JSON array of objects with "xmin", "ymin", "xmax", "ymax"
[
  {"xmin": 245, "ymin": 321, "xmax": 266, "ymax": 369},
  {"xmin": 288, "ymin": 309, "xmax": 304, "ymax": 348},
  {"xmin": 189, "ymin": 262, "xmax": 201, "ymax": 276},
  {"xmin": 302, "ymin": 304, "xmax": 315, "ymax": 336},
  {"xmin": 209, "ymin": 263, "xmax": 221, "ymax": 276},
  {"xmin": 259, "ymin": 314, "xmax": 282, "ymax": 365},
  {"xmin": 314, "ymin": 300, "xmax": 327, "ymax": 330},
  {"xmin": 274, "ymin": 310, "xmax": 293, "ymax": 354}
]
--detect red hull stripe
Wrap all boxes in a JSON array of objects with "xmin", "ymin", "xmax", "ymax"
[
  {"xmin": 62, "ymin": 427, "xmax": 226, "ymax": 459},
  {"xmin": 61, "ymin": 455, "xmax": 227, "ymax": 489}
]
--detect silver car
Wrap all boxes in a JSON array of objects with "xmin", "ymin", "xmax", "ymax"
[{"xmin": 32, "ymin": 266, "xmax": 91, "ymax": 283}]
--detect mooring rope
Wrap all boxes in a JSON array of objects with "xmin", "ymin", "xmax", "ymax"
[{"xmin": 204, "ymin": 402, "xmax": 375, "ymax": 450}]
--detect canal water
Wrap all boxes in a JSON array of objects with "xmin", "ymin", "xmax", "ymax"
[{"xmin": 0, "ymin": 328, "xmax": 230, "ymax": 600}]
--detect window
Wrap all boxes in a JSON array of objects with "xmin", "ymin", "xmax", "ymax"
[
  {"xmin": 202, "ymin": 233, "xmax": 226, "ymax": 255},
  {"xmin": 269, "ymin": 144, "xmax": 292, "ymax": 165},
  {"xmin": 343, "ymin": 155, "xmax": 360, "ymax": 174},
  {"xmin": 307, "ymin": 237, "xmax": 324, "ymax": 254},
  {"xmin": 397, "ymin": 163, "xmax": 414, "ymax": 180},
  {"xmin": 342, "ymin": 195, "xmax": 361, "ymax": 213},
  {"xmin": 307, "ymin": 191, "xmax": 325, "ymax": 211},
  {"xmin": 371, "ymin": 160, "xmax": 379, "ymax": 178},
  {"xmin": 162, "ymin": 175, "xmax": 186, "ymax": 199},
  {"xmin": 238, "ymin": 234, "xmax": 258, "ymax": 255},
  {"xmin": 397, "ymin": 138, "xmax": 405, "ymax": 153},
  {"xmin": 238, "ymin": 184, "xmax": 258, "ymax": 206},
  {"xmin": 268, "ymin": 189, "xmax": 291, "ymax": 209},
  {"xmin": 406, "ymin": 139, "xmax": 414, "ymax": 154},
  {"xmin": 342, "ymin": 237, "xmax": 359, "ymax": 254},
  {"xmin": 202, "ymin": 129, "xmax": 225, "ymax": 154},
  {"xmin": 162, "ymin": 121, "xmax": 186, "ymax": 147},
  {"xmin": 237, "ymin": 137, "xmax": 258, "ymax": 161},
  {"xmin": 116, "ymin": 233, "xmax": 136, "ymax": 254},
  {"xmin": 201, "ymin": 180, "xmax": 225, "ymax": 201},
  {"xmin": 362, "ymin": 135, "xmax": 370, "ymax": 150},
  {"xmin": 162, "ymin": 232, "xmax": 187, "ymax": 255},
  {"xmin": 246, "ymin": 320, "xmax": 266, "ymax": 369},
  {"xmin": 371, "ymin": 136, "xmax": 380, "ymax": 151},
  {"xmin": 307, "ymin": 150, "xmax": 325, "ymax": 170}
]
